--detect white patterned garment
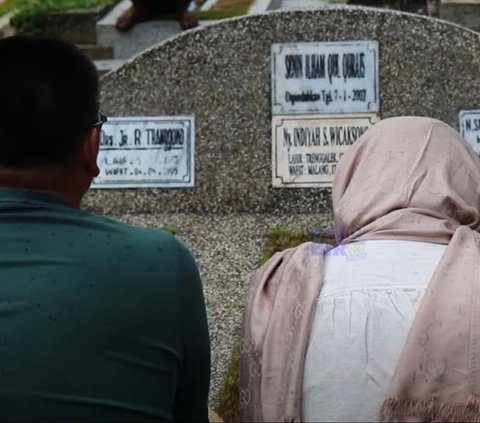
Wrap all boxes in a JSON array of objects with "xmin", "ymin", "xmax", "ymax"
[{"xmin": 302, "ymin": 240, "xmax": 447, "ymax": 422}]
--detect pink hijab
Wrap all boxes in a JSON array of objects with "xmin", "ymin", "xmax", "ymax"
[{"xmin": 239, "ymin": 116, "xmax": 480, "ymax": 422}]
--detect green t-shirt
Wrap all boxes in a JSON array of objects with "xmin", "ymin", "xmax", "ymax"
[{"xmin": 0, "ymin": 189, "xmax": 210, "ymax": 422}]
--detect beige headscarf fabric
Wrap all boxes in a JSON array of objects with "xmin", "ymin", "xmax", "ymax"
[{"xmin": 239, "ymin": 116, "xmax": 480, "ymax": 422}]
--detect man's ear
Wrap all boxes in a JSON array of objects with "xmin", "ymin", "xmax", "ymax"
[{"xmin": 82, "ymin": 127, "xmax": 100, "ymax": 177}]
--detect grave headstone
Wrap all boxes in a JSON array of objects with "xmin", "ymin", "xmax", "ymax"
[
  {"xmin": 92, "ymin": 6, "xmax": 480, "ymax": 215},
  {"xmin": 92, "ymin": 6, "xmax": 480, "ymax": 407}
]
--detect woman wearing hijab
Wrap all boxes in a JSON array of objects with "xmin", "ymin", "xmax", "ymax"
[{"xmin": 239, "ymin": 116, "xmax": 480, "ymax": 422}]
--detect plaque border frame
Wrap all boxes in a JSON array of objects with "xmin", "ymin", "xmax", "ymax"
[
  {"xmin": 92, "ymin": 115, "xmax": 195, "ymax": 189},
  {"xmin": 271, "ymin": 40, "xmax": 380, "ymax": 115},
  {"xmin": 271, "ymin": 113, "xmax": 380, "ymax": 188}
]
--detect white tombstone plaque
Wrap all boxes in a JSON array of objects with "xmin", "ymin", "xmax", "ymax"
[
  {"xmin": 459, "ymin": 110, "xmax": 480, "ymax": 156},
  {"xmin": 271, "ymin": 41, "xmax": 379, "ymax": 115},
  {"xmin": 272, "ymin": 114, "xmax": 379, "ymax": 188},
  {"xmin": 92, "ymin": 116, "xmax": 194, "ymax": 188}
]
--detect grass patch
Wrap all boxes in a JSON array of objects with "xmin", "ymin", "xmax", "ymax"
[
  {"xmin": 260, "ymin": 224, "xmax": 333, "ymax": 265},
  {"xmin": 260, "ymin": 225, "xmax": 311, "ymax": 265},
  {"xmin": 0, "ymin": 0, "xmax": 30, "ymax": 19},
  {"xmin": 10, "ymin": 0, "xmax": 113, "ymax": 34},
  {"xmin": 193, "ymin": 0, "xmax": 254, "ymax": 20},
  {"xmin": 215, "ymin": 224, "xmax": 334, "ymax": 421},
  {"xmin": 215, "ymin": 336, "xmax": 241, "ymax": 422},
  {"xmin": 162, "ymin": 224, "xmax": 180, "ymax": 235}
]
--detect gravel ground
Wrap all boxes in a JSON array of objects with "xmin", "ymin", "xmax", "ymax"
[{"xmin": 116, "ymin": 212, "xmax": 333, "ymax": 405}]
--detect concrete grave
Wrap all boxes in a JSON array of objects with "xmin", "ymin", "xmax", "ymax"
[
  {"xmin": 91, "ymin": 6, "xmax": 480, "ymax": 408},
  {"xmin": 94, "ymin": 6, "xmax": 480, "ymax": 215}
]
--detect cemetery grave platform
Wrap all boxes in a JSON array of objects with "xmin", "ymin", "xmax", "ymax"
[
  {"xmin": 1, "ymin": 0, "xmax": 480, "ymax": 418},
  {"xmin": 93, "ymin": 7, "xmax": 480, "ymax": 413}
]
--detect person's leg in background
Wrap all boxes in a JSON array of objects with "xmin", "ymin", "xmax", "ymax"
[
  {"xmin": 116, "ymin": 0, "xmax": 198, "ymax": 31},
  {"xmin": 176, "ymin": 0, "xmax": 199, "ymax": 30}
]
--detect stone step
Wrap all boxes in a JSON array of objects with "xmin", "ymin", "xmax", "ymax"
[
  {"xmin": 270, "ymin": 0, "xmax": 347, "ymax": 9},
  {"xmin": 96, "ymin": 0, "xmax": 214, "ymax": 59},
  {"xmin": 95, "ymin": 58, "xmax": 127, "ymax": 76},
  {"xmin": 78, "ymin": 44, "xmax": 114, "ymax": 60},
  {"xmin": 96, "ymin": 0, "xmax": 183, "ymax": 58},
  {"xmin": 97, "ymin": 21, "xmax": 183, "ymax": 59}
]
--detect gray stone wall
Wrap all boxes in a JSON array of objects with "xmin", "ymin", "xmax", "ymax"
[
  {"xmin": 439, "ymin": 0, "xmax": 480, "ymax": 32},
  {"xmin": 90, "ymin": 6, "xmax": 480, "ymax": 215}
]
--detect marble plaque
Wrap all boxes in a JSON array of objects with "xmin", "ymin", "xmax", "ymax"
[
  {"xmin": 459, "ymin": 110, "xmax": 480, "ymax": 156},
  {"xmin": 271, "ymin": 41, "xmax": 379, "ymax": 115},
  {"xmin": 92, "ymin": 116, "xmax": 194, "ymax": 188},
  {"xmin": 272, "ymin": 114, "xmax": 380, "ymax": 188}
]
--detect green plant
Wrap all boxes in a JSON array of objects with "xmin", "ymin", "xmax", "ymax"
[
  {"xmin": 259, "ymin": 224, "xmax": 333, "ymax": 265},
  {"xmin": 0, "ymin": 0, "xmax": 30, "ymax": 19},
  {"xmin": 11, "ymin": 0, "xmax": 112, "ymax": 35},
  {"xmin": 162, "ymin": 224, "xmax": 180, "ymax": 235},
  {"xmin": 215, "ymin": 336, "xmax": 241, "ymax": 422}
]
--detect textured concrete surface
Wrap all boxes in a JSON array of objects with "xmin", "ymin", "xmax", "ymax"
[
  {"xmin": 94, "ymin": 6, "xmax": 480, "ymax": 215},
  {"xmin": 115, "ymin": 212, "xmax": 333, "ymax": 404},
  {"xmin": 439, "ymin": 0, "xmax": 480, "ymax": 31}
]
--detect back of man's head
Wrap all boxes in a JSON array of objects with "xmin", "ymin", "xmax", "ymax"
[{"xmin": 0, "ymin": 36, "xmax": 99, "ymax": 167}]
